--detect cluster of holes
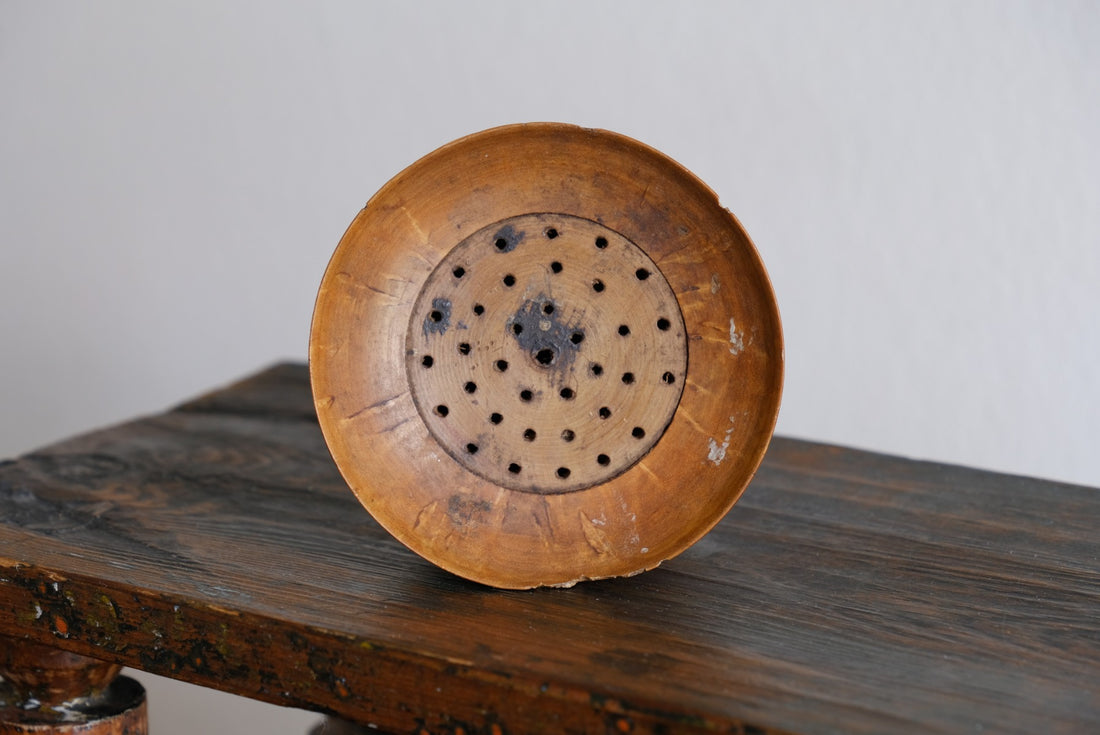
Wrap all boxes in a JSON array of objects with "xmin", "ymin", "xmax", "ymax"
[
  {"xmin": 414, "ymin": 221, "xmax": 686, "ymax": 488},
  {"xmin": 421, "ymin": 350, "xmax": 675, "ymax": 389},
  {"xmin": 428, "ymin": 399, "xmax": 654, "ymax": 482}
]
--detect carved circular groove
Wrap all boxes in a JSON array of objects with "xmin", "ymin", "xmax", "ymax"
[{"xmin": 406, "ymin": 213, "xmax": 687, "ymax": 494}]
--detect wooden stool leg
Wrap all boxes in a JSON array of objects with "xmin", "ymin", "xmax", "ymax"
[
  {"xmin": 0, "ymin": 636, "xmax": 146, "ymax": 734},
  {"xmin": 309, "ymin": 717, "xmax": 381, "ymax": 735}
]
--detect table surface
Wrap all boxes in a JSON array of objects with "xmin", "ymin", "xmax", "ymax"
[{"xmin": 0, "ymin": 363, "xmax": 1096, "ymax": 734}]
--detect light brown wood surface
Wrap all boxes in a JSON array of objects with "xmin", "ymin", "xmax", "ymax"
[{"xmin": 310, "ymin": 123, "xmax": 784, "ymax": 588}]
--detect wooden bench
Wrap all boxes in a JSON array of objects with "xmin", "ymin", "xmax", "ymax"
[{"xmin": 1, "ymin": 363, "xmax": 1096, "ymax": 733}]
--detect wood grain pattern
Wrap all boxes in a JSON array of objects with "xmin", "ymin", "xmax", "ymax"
[
  {"xmin": 310, "ymin": 123, "xmax": 784, "ymax": 588},
  {"xmin": 1, "ymin": 364, "xmax": 1097, "ymax": 734}
]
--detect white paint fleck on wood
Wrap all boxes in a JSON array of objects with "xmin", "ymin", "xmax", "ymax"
[
  {"xmin": 706, "ymin": 417, "xmax": 737, "ymax": 465},
  {"xmin": 729, "ymin": 318, "xmax": 744, "ymax": 355}
]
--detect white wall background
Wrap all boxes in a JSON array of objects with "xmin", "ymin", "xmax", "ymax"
[{"xmin": 2, "ymin": 2, "xmax": 1097, "ymax": 733}]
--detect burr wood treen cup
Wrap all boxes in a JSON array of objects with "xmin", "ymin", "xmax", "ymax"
[{"xmin": 310, "ymin": 123, "xmax": 783, "ymax": 589}]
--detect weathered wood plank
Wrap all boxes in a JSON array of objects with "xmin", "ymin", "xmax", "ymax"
[{"xmin": 0, "ymin": 364, "xmax": 1097, "ymax": 734}]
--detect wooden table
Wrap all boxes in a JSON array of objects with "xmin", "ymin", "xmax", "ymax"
[{"xmin": 1, "ymin": 364, "xmax": 1097, "ymax": 734}]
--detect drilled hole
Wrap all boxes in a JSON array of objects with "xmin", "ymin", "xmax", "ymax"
[
  {"xmin": 495, "ymin": 237, "xmax": 508, "ymax": 251},
  {"xmin": 597, "ymin": 454, "xmax": 610, "ymax": 466},
  {"xmin": 550, "ymin": 261, "xmax": 563, "ymax": 273},
  {"xmin": 635, "ymin": 268, "xmax": 651, "ymax": 281},
  {"xmin": 435, "ymin": 405, "xmax": 449, "ymax": 417},
  {"xmin": 662, "ymin": 371, "xmax": 676, "ymax": 384},
  {"xmin": 523, "ymin": 428, "xmax": 536, "ymax": 442},
  {"xmin": 657, "ymin": 317, "xmax": 671, "ymax": 331},
  {"xmin": 453, "ymin": 266, "xmax": 466, "ymax": 278},
  {"xmin": 473, "ymin": 303, "xmax": 485, "ymax": 316},
  {"xmin": 535, "ymin": 348, "xmax": 555, "ymax": 366},
  {"xmin": 561, "ymin": 429, "xmax": 576, "ymax": 442},
  {"xmin": 570, "ymin": 331, "xmax": 585, "ymax": 345},
  {"xmin": 429, "ymin": 310, "xmax": 443, "ymax": 322},
  {"xmin": 512, "ymin": 323, "xmax": 524, "ymax": 335},
  {"xmin": 599, "ymin": 406, "xmax": 612, "ymax": 419},
  {"xmin": 543, "ymin": 302, "xmax": 555, "ymax": 315},
  {"xmin": 458, "ymin": 343, "xmax": 471, "ymax": 355},
  {"xmin": 595, "ymin": 236, "xmax": 608, "ymax": 249},
  {"xmin": 560, "ymin": 387, "xmax": 575, "ymax": 400},
  {"xmin": 592, "ymin": 279, "xmax": 605, "ymax": 293},
  {"xmin": 464, "ymin": 381, "xmax": 477, "ymax": 394},
  {"xmin": 621, "ymin": 372, "xmax": 634, "ymax": 384},
  {"xmin": 520, "ymin": 389, "xmax": 533, "ymax": 402},
  {"xmin": 508, "ymin": 463, "xmax": 522, "ymax": 474},
  {"xmin": 556, "ymin": 467, "xmax": 571, "ymax": 479},
  {"xmin": 495, "ymin": 359, "xmax": 509, "ymax": 372},
  {"xmin": 421, "ymin": 355, "xmax": 434, "ymax": 368},
  {"xmin": 590, "ymin": 362, "xmax": 604, "ymax": 376},
  {"xmin": 490, "ymin": 412, "xmax": 503, "ymax": 425},
  {"xmin": 632, "ymin": 426, "xmax": 646, "ymax": 439},
  {"xmin": 546, "ymin": 228, "xmax": 559, "ymax": 239},
  {"xmin": 618, "ymin": 324, "xmax": 631, "ymax": 336},
  {"xmin": 503, "ymin": 274, "xmax": 516, "ymax": 287},
  {"xmin": 466, "ymin": 443, "xmax": 479, "ymax": 454}
]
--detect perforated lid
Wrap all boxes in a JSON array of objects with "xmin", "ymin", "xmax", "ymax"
[{"xmin": 310, "ymin": 124, "xmax": 783, "ymax": 588}]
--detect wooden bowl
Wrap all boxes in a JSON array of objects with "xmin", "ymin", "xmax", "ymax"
[{"xmin": 310, "ymin": 123, "xmax": 783, "ymax": 588}]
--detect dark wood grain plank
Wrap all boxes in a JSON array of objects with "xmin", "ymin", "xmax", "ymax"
[{"xmin": 0, "ymin": 364, "xmax": 1097, "ymax": 734}]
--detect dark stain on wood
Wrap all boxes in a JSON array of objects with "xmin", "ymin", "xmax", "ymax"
[
  {"xmin": 508, "ymin": 294, "xmax": 581, "ymax": 374},
  {"xmin": 0, "ymin": 364, "xmax": 1097, "ymax": 734},
  {"xmin": 423, "ymin": 298, "xmax": 453, "ymax": 338},
  {"xmin": 447, "ymin": 495, "xmax": 492, "ymax": 528},
  {"xmin": 491, "ymin": 224, "xmax": 524, "ymax": 254}
]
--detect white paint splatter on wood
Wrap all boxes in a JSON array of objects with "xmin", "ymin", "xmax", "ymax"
[
  {"xmin": 729, "ymin": 318, "xmax": 744, "ymax": 355},
  {"xmin": 707, "ymin": 417, "xmax": 737, "ymax": 465}
]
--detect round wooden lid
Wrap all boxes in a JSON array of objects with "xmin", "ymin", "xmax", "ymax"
[{"xmin": 310, "ymin": 123, "xmax": 783, "ymax": 588}]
